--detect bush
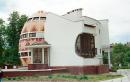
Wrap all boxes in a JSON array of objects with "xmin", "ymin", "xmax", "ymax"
[
  {"xmin": 48, "ymin": 74, "xmax": 53, "ymax": 79},
  {"xmin": 77, "ymin": 75, "xmax": 88, "ymax": 80},
  {"xmin": 111, "ymin": 65, "xmax": 130, "ymax": 72},
  {"xmin": 111, "ymin": 66, "xmax": 119, "ymax": 72}
]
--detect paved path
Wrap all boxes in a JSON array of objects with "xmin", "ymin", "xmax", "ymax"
[
  {"xmin": 117, "ymin": 69, "xmax": 130, "ymax": 81},
  {"xmin": 3, "ymin": 80, "xmax": 91, "ymax": 82}
]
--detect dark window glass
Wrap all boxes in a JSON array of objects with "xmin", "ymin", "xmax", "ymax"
[
  {"xmin": 75, "ymin": 33, "xmax": 96, "ymax": 58},
  {"xmin": 23, "ymin": 34, "xmax": 27, "ymax": 38},
  {"xmin": 29, "ymin": 52, "xmax": 31, "ymax": 56},
  {"xmin": 33, "ymin": 17, "xmax": 39, "ymax": 20},
  {"xmin": 40, "ymin": 17, "xmax": 46, "ymax": 20},
  {"xmin": 21, "ymin": 52, "xmax": 28, "ymax": 57},
  {"xmin": 29, "ymin": 33, "xmax": 36, "ymax": 37},
  {"xmin": 28, "ymin": 18, "xmax": 32, "ymax": 21}
]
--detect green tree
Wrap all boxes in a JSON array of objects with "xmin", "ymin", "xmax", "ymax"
[
  {"xmin": 111, "ymin": 43, "xmax": 130, "ymax": 67},
  {"xmin": 0, "ymin": 18, "xmax": 5, "ymax": 66},
  {"xmin": 4, "ymin": 11, "xmax": 27, "ymax": 65},
  {"xmin": 0, "ymin": 19, "xmax": 4, "ymax": 55}
]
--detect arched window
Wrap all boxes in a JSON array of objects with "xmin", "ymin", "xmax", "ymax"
[{"xmin": 75, "ymin": 33, "xmax": 96, "ymax": 58}]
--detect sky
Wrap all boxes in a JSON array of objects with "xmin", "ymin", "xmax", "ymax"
[{"xmin": 0, "ymin": 0, "xmax": 130, "ymax": 43}]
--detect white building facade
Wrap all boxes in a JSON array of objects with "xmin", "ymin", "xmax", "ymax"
[{"xmin": 19, "ymin": 8, "xmax": 110, "ymax": 74}]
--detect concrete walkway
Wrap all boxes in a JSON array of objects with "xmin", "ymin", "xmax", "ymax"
[
  {"xmin": 117, "ymin": 69, "xmax": 130, "ymax": 81},
  {"xmin": 3, "ymin": 80, "xmax": 93, "ymax": 82},
  {"xmin": 100, "ymin": 69, "xmax": 130, "ymax": 82}
]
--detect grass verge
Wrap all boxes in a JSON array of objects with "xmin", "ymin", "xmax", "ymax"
[{"xmin": 3, "ymin": 73, "xmax": 123, "ymax": 82}]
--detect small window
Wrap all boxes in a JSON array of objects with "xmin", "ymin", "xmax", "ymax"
[
  {"xmin": 40, "ymin": 17, "xmax": 46, "ymax": 20},
  {"xmin": 99, "ymin": 29, "xmax": 100, "ymax": 34},
  {"xmin": 33, "ymin": 17, "xmax": 39, "ymax": 20},
  {"xmin": 28, "ymin": 18, "xmax": 32, "ymax": 21},
  {"xmin": 21, "ymin": 52, "xmax": 28, "ymax": 57},
  {"xmin": 29, "ymin": 33, "xmax": 36, "ymax": 37},
  {"xmin": 29, "ymin": 52, "xmax": 31, "ymax": 56},
  {"xmin": 23, "ymin": 34, "xmax": 27, "ymax": 38}
]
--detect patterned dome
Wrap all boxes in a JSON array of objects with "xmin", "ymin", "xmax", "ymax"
[{"xmin": 21, "ymin": 11, "xmax": 46, "ymax": 33}]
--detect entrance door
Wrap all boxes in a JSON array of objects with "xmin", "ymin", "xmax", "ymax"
[{"xmin": 33, "ymin": 48, "xmax": 42, "ymax": 63}]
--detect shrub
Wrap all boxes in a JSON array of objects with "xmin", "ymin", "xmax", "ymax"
[{"xmin": 48, "ymin": 74, "xmax": 53, "ymax": 79}]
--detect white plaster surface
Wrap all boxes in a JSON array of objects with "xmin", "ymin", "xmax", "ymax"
[{"xmin": 44, "ymin": 10, "xmax": 109, "ymax": 66}]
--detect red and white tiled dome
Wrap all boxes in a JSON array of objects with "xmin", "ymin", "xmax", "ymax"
[
  {"xmin": 21, "ymin": 11, "xmax": 46, "ymax": 33},
  {"xmin": 19, "ymin": 11, "xmax": 46, "ymax": 66}
]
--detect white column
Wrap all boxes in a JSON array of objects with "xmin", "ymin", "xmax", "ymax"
[
  {"xmin": 48, "ymin": 47, "xmax": 50, "ymax": 66},
  {"xmin": 100, "ymin": 49, "xmax": 103, "ymax": 64},
  {"xmin": 28, "ymin": 52, "xmax": 29, "ymax": 56},
  {"xmin": 42, "ymin": 48, "xmax": 44, "ymax": 64},
  {"xmin": 31, "ymin": 48, "xmax": 33, "ymax": 64},
  {"xmin": 108, "ymin": 49, "xmax": 111, "ymax": 69}
]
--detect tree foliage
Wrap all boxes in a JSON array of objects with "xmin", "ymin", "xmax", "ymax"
[
  {"xmin": 111, "ymin": 43, "xmax": 130, "ymax": 67},
  {"xmin": 0, "ymin": 11, "xmax": 28, "ymax": 66},
  {"xmin": 0, "ymin": 18, "xmax": 5, "ymax": 65}
]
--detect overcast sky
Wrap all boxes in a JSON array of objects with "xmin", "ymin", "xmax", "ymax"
[{"xmin": 0, "ymin": 0, "xmax": 130, "ymax": 43}]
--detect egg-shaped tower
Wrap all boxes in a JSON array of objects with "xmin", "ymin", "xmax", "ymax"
[{"xmin": 19, "ymin": 11, "xmax": 46, "ymax": 66}]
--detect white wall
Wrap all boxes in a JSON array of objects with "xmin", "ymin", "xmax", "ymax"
[
  {"xmin": 62, "ymin": 8, "xmax": 82, "ymax": 21},
  {"xmin": 99, "ymin": 20, "xmax": 110, "ymax": 48},
  {"xmin": 44, "ymin": 12, "xmax": 102, "ymax": 66},
  {"xmin": 82, "ymin": 16, "xmax": 103, "ymax": 64},
  {"xmin": 45, "ymin": 12, "xmax": 83, "ymax": 66}
]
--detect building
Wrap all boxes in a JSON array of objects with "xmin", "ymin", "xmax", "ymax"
[{"xmin": 19, "ymin": 8, "xmax": 110, "ymax": 74}]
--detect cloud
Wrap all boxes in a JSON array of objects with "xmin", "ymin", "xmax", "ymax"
[
  {"xmin": 0, "ymin": 0, "xmax": 130, "ymax": 43},
  {"xmin": 111, "ymin": 32, "xmax": 130, "ymax": 43}
]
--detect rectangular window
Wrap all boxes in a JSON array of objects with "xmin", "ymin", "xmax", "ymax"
[
  {"xmin": 29, "ymin": 33, "xmax": 36, "ymax": 37},
  {"xmin": 21, "ymin": 52, "xmax": 28, "ymax": 57},
  {"xmin": 40, "ymin": 17, "xmax": 46, "ymax": 20},
  {"xmin": 33, "ymin": 17, "xmax": 39, "ymax": 20},
  {"xmin": 23, "ymin": 34, "xmax": 27, "ymax": 38},
  {"xmin": 28, "ymin": 18, "xmax": 32, "ymax": 21}
]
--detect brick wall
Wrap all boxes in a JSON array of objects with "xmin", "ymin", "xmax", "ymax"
[
  {"xmin": 3, "ymin": 69, "xmax": 68, "ymax": 77},
  {"xmin": 28, "ymin": 64, "xmax": 48, "ymax": 70},
  {"xmin": 2, "ymin": 65, "xmax": 109, "ymax": 77},
  {"xmin": 50, "ymin": 65, "xmax": 109, "ymax": 74}
]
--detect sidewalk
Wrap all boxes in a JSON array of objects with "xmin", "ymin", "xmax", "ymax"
[
  {"xmin": 100, "ymin": 75, "xmax": 129, "ymax": 82},
  {"xmin": 100, "ymin": 69, "xmax": 130, "ymax": 82},
  {"xmin": 3, "ymin": 80, "xmax": 92, "ymax": 82}
]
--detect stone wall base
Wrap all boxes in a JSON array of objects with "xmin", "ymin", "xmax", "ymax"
[
  {"xmin": 50, "ymin": 65, "xmax": 109, "ymax": 74},
  {"xmin": 28, "ymin": 64, "xmax": 48, "ymax": 70}
]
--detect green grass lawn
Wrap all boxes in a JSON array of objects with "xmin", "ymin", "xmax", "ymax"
[{"xmin": 3, "ymin": 73, "xmax": 123, "ymax": 82}]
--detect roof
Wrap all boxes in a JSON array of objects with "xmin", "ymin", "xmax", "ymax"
[
  {"xmin": 30, "ymin": 11, "xmax": 46, "ymax": 18},
  {"xmin": 21, "ymin": 11, "xmax": 46, "ymax": 34}
]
